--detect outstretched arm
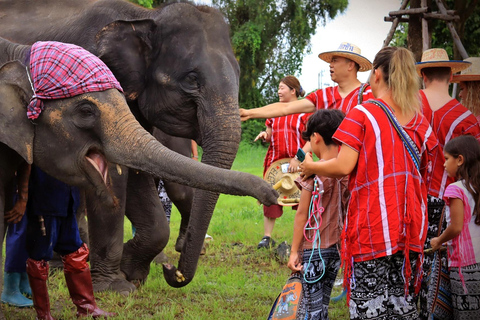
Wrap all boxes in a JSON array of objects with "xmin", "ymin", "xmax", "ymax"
[
  {"xmin": 300, "ymin": 144, "xmax": 358, "ymax": 179},
  {"xmin": 240, "ymin": 99, "xmax": 316, "ymax": 121}
]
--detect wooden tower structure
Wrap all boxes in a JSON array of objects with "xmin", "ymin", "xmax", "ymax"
[{"xmin": 382, "ymin": 0, "xmax": 469, "ymax": 60}]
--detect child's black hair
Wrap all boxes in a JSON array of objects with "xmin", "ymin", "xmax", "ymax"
[
  {"xmin": 302, "ymin": 109, "xmax": 345, "ymax": 146},
  {"xmin": 444, "ymin": 134, "xmax": 480, "ymax": 225}
]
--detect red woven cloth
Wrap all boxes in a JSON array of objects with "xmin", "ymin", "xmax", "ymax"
[{"xmin": 27, "ymin": 41, "xmax": 123, "ymax": 120}]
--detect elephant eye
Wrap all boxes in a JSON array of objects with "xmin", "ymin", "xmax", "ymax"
[
  {"xmin": 182, "ymin": 72, "xmax": 200, "ymax": 91},
  {"xmin": 73, "ymin": 103, "xmax": 98, "ymax": 129},
  {"xmin": 79, "ymin": 104, "xmax": 96, "ymax": 116}
]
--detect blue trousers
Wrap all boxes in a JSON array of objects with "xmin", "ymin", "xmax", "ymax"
[
  {"xmin": 4, "ymin": 215, "xmax": 29, "ymax": 273},
  {"xmin": 26, "ymin": 212, "xmax": 82, "ymax": 261}
]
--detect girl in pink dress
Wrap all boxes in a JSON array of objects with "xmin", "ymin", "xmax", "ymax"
[{"xmin": 431, "ymin": 134, "xmax": 480, "ymax": 319}]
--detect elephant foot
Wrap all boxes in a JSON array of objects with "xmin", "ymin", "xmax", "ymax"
[
  {"xmin": 153, "ymin": 251, "xmax": 169, "ymax": 265},
  {"xmin": 92, "ymin": 278, "xmax": 136, "ymax": 297}
]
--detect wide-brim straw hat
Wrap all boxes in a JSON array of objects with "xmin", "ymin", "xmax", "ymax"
[
  {"xmin": 452, "ymin": 57, "xmax": 480, "ymax": 82},
  {"xmin": 318, "ymin": 42, "xmax": 372, "ymax": 72},
  {"xmin": 264, "ymin": 158, "xmax": 301, "ymax": 207},
  {"xmin": 416, "ymin": 48, "xmax": 471, "ymax": 76}
]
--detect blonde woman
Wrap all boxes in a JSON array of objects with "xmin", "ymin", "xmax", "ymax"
[{"xmin": 299, "ymin": 47, "xmax": 437, "ymax": 319}]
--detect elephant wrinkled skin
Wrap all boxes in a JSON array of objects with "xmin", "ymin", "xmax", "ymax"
[{"xmin": 0, "ymin": 0, "xmax": 277, "ymax": 293}]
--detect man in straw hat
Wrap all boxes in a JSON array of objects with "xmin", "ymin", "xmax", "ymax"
[
  {"xmin": 416, "ymin": 48, "xmax": 480, "ymax": 320},
  {"xmin": 240, "ymin": 41, "xmax": 374, "ymax": 172},
  {"xmin": 240, "ymin": 42, "xmax": 374, "ymax": 120},
  {"xmin": 452, "ymin": 57, "xmax": 480, "ymax": 122}
]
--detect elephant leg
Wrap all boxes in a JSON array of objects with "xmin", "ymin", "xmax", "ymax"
[
  {"xmin": 164, "ymin": 181, "xmax": 194, "ymax": 252},
  {"xmin": 121, "ymin": 169, "xmax": 169, "ymax": 285},
  {"xmin": 152, "ymin": 129, "xmax": 194, "ymax": 253},
  {"xmin": 86, "ymin": 165, "xmax": 136, "ymax": 296}
]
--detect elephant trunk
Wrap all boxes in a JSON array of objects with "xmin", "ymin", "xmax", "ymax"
[
  {"xmin": 162, "ymin": 111, "xmax": 242, "ymax": 288},
  {"xmin": 102, "ymin": 109, "xmax": 277, "ymax": 203}
]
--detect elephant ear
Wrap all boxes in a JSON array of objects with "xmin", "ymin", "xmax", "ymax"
[
  {"xmin": 95, "ymin": 19, "xmax": 157, "ymax": 102},
  {"xmin": 0, "ymin": 61, "xmax": 34, "ymax": 164}
]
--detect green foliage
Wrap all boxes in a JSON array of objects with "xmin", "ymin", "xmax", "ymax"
[
  {"xmin": 391, "ymin": 23, "xmax": 408, "ymax": 48},
  {"xmin": 128, "ymin": 0, "xmax": 153, "ymax": 8},
  {"xmin": 241, "ymin": 118, "xmax": 267, "ymax": 145},
  {"xmin": 392, "ymin": 1, "xmax": 480, "ymax": 58}
]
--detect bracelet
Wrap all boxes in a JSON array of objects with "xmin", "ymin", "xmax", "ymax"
[
  {"xmin": 294, "ymin": 155, "xmax": 299, "ymax": 161},
  {"xmin": 192, "ymin": 155, "xmax": 198, "ymax": 159}
]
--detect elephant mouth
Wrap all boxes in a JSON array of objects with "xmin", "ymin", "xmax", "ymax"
[{"xmin": 86, "ymin": 149, "xmax": 108, "ymax": 184}]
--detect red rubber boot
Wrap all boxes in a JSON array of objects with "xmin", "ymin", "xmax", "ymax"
[
  {"xmin": 26, "ymin": 258, "xmax": 56, "ymax": 320},
  {"xmin": 62, "ymin": 243, "xmax": 116, "ymax": 318}
]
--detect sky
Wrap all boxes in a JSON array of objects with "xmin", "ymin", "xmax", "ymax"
[{"xmin": 297, "ymin": 0, "xmax": 402, "ymax": 93}]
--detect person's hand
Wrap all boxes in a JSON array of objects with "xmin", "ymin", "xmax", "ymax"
[
  {"xmin": 239, "ymin": 108, "xmax": 250, "ymax": 122},
  {"xmin": 288, "ymin": 157, "xmax": 301, "ymax": 173},
  {"xmin": 254, "ymin": 131, "xmax": 268, "ymax": 142},
  {"xmin": 299, "ymin": 152, "xmax": 314, "ymax": 180},
  {"xmin": 287, "ymin": 251, "xmax": 302, "ymax": 272},
  {"xmin": 430, "ymin": 237, "xmax": 442, "ymax": 251},
  {"xmin": 5, "ymin": 200, "xmax": 26, "ymax": 224}
]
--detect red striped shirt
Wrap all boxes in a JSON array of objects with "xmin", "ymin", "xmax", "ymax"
[
  {"xmin": 333, "ymin": 99, "xmax": 437, "ymax": 262},
  {"xmin": 421, "ymin": 91, "xmax": 480, "ymax": 198},
  {"xmin": 263, "ymin": 113, "xmax": 311, "ymax": 175},
  {"xmin": 305, "ymin": 84, "xmax": 374, "ymax": 115}
]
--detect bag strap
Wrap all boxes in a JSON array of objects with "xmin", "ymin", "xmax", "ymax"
[
  {"xmin": 438, "ymin": 206, "xmax": 445, "ymax": 237},
  {"xmin": 357, "ymin": 83, "xmax": 369, "ymax": 105},
  {"xmin": 370, "ymin": 100, "xmax": 421, "ymax": 171}
]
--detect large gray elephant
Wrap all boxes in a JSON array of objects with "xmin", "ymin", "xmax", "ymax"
[{"xmin": 0, "ymin": 0, "xmax": 256, "ymax": 292}]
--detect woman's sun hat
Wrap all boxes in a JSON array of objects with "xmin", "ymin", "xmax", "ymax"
[
  {"xmin": 415, "ymin": 48, "xmax": 471, "ymax": 76},
  {"xmin": 452, "ymin": 57, "xmax": 480, "ymax": 82},
  {"xmin": 318, "ymin": 42, "xmax": 372, "ymax": 72},
  {"xmin": 264, "ymin": 158, "xmax": 301, "ymax": 206}
]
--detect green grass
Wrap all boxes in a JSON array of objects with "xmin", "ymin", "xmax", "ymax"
[{"xmin": 2, "ymin": 141, "xmax": 349, "ymax": 319}]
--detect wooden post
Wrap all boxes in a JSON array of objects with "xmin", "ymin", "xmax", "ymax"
[
  {"xmin": 421, "ymin": 0, "xmax": 429, "ymax": 52},
  {"xmin": 434, "ymin": 0, "xmax": 469, "ymax": 59},
  {"xmin": 383, "ymin": 0, "xmax": 409, "ymax": 47}
]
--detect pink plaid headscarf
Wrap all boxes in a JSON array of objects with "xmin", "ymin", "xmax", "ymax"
[{"xmin": 27, "ymin": 41, "xmax": 123, "ymax": 120}]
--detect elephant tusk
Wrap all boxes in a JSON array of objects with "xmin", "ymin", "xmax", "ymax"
[
  {"xmin": 175, "ymin": 270, "xmax": 186, "ymax": 282},
  {"xmin": 116, "ymin": 164, "xmax": 122, "ymax": 176}
]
